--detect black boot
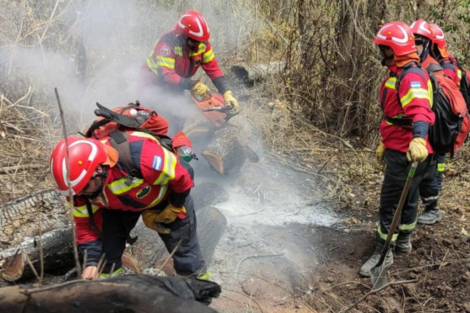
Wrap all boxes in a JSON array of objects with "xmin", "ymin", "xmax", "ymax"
[{"xmin": 396, "ymin": 232, "xmax": 412, "ymax": 253}]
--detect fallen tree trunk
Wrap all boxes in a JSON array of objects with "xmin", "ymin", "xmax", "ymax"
[
  {"xmin": 0, "ymin": 190, "xmax": 73, "ymax": 282},
  {"xmin": 0, "ymin": 274, "xmax": 221, "ymax": 313},
  {"xmin": 128, "ymin": 206, "xmax": 227, "ymax": 274},
  {"xmin": 185, "ymin": 115, "xmax": 260, "ymax": 175},
  {"xmin": 202, "ymin": 115, "xmax": 260, "ymax": 175}
]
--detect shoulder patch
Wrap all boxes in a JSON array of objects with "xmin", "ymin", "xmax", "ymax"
[
  {"xmin": 152, "ymin": 155, "xmax": 163, "ymax": 171},
  {"xmin": 160, "ymin": 45, "xmax": 171, "ymax": 57},
  {"xmin": 410, "ymin": 81, "xmax": 422, "ymax": 89}
]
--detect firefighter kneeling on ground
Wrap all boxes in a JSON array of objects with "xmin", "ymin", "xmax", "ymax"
[
  {"xmin": 141, "ymin": 10, "xmax": 239, "ymax": 111},
  {"xmin": 360, "ymin": 22, "xmax": 436, "ymax": 277},
  {"xmin": 50, "ymin": 133, "xmax": 209, "ymax": 280}
]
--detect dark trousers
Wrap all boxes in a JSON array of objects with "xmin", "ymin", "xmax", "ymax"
[
  {"xmin": 419, "ymin": 152, "xmax": 442, "ymax": 211},
  {"xmin": 101, "ymin": 195, "xmax": 205, "ymax": 276},
  {"xmin": 376, "ymin": 150, "xmax": 436, "ymax": 243}
]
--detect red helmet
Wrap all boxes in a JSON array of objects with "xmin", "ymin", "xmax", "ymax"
[
  {"xmin": 429, "ymin": 24, "xmax": 447, "ymax": 48},
  {"xmin": 374, "ymin": 22, "xmax": 416, "ymax": 56},
  {"xmin": 410, "ymin": 19, "xmax": 433, "ymax": 39},
  {"xmin": 50, "ymin": 137, "xmax": 108, "ymax": 196},
  {"xmin": 174, "ymin": 10, "xmax": 210, "ymax": 42}
]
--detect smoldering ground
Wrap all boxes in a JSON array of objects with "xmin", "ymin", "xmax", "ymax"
[{"xmin": 0, "ymin": 1, "xmax": 341, "ymax": 311}]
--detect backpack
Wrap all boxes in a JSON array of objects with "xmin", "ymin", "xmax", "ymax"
[
  {"xmin": 84, "ymin": 102, "xmax": 194, "ymax": 184},
  {"xmin": 440, "ymin": 58, "xmax": 470, "ymax": 111},
  {"xmin": 389, "ymin": 63, "xmax": 470, "ymax": 157}
]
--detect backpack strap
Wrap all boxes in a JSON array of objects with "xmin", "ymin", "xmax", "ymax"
[
  {"xmin": 427, "ymin": 63, "xmax": 444, "ymax": 73},
  {"xmin": 85, "ymin": 198, "xmax": 103, "ymax": 239},
  {"xmin": 108, "ymin": 131, "xmax": 142, "ymax": 186}
]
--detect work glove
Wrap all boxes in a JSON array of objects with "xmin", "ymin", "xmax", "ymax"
[
  {"xmin": 406, "ymin": 138, "xmax": 428, "ymax": 162},
  {"xmin": 191, "ymin": 81, "xmax": 210, "ymax": 97},
  {"xmin": 223, "ymin": 90, "xmax": 239, "ymax": 112},
  {"xmin": 376, "ymin": 141, "xmax": 385, "ymax": 163},
  {"xmin": 142, "ymin": 204, "xmax": 186, "ymax": 233}
]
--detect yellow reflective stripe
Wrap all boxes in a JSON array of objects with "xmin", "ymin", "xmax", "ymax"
[
  {"xmin": 144, "ymin": 185, "xmax": 169, "ymax": 209},
  {"xmin": 189, "ymin": 44, "xmax": 206, "ymax": 56},
  {"xmin": 377, "ymin": 227, "xmax": 398, "ymax": 242},
  {"xmin": 398, "ymin": 221, "xmax": 416, "ymax": 231},
  {"xmin": 202, "ymin": 49, "xmax": 215, "ymax": 63},
  {"xmin": 153, "ymin": 147, "xmax": 177, "ymax": 185},
  {"xmin": 99, "ymin": 267, "xmax": 122, "ymax": 278},
  {"xmin": 127, "ymin": 131, "xmax": 176, "ymax": 185},
  {"xmin": 427, "ymin": 80, "xmax": 433, "ymax": 108},
  {"xmin": 147, "ymin": 57, "xmax": 159, "ymax": 75},
  {"xmin": 108, "ymin": 178, "xmax": 144, "ymax": 195},
  {"xmin": 400, "ymin": 87, "xmax": 429, "ymax": 107},
  {"xmin": 437, "ymin": 163, "xmax": 445, "ymax": 172},
  {"xmin": 130, "ymin": 131, "xmax": 159, "ymax": 142},
  {"xmin": 156, "ymin": 56, "xmax": 175, "ymax": 69},
  {"xmin": 458, "ymin": 69, "xmax": 462, "ymax": 80},
  {"xmin": 175, "ymin": 46, "xmax": 183, "ymax": 57},
  {"xmin": 385, "ymin": 77, "xmax": 397, "ymax": 89},
  {"xmin": 72, "ymin": 204, "xmax": 99, "ymax": 218}
]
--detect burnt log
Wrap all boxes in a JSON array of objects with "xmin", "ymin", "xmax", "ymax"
[
  {"xmin": 201, "ymin": 115, "xmax": 260, "ymax": 175},
  {"xmin": 0, "ymin": 190, "xmax": 73, "ymax": 282},
  {"xmin": 128, "ymin": 206, "xmax": 227, "ymax": 274},
  {"xmin": 0, "ymin": 274, "xmax": 221, "ymax": 313}
]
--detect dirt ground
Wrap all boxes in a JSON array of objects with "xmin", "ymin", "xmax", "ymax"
[
  {"xmin": 205, "ymin": 118, "xmax": 470, "ymax": 313},
  {"xmin": 297, "ymin": 143, "xmax": 470, "ymax": 313}
]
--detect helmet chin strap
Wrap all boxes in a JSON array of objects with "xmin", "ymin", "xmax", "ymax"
[
  {"xmin": 381, "ymin": 53, "xmax": 394, "ymax": 66},
  {"xmin": 87, "ymin": 167, "xmax": 108, "ymax": 200}
]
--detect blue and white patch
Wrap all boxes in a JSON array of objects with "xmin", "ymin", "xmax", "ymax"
[
  {"xmin": 152, "ymin": 156, "xmax": 163, "ymax": 171},
  {"xmin": 410, "ymin": 81, "xmax": 421, "ymax": 89}
]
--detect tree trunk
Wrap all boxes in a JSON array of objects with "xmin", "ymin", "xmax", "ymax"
[
  {"xmin": 0, "ymin": 190, "xmax": 73, "ymax": 282},
  {"xmin": 0, "ymin": 275, "xmax": 220, "ymax": 313},
  {"xmin": 201, "ymin": 115, "xmax": 260, "ymax": 175}
]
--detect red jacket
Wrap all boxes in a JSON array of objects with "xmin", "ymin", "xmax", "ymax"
[
  {"xmin": 143, "ymin": 30, "xmax": 226, "ymax": 93},
  {"xmin": 72, "ymin": 131, "xmax": 194, "ymax": 245},
  {"xmin": 439, "ymin": 54, "xmax": 462, "ymax": 87},
  {"xmin": 379, "ymin": 64, "xmax": 435, "ymax": 153}
]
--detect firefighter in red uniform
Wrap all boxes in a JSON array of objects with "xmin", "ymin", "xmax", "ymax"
[
  {"xmin": 360, "ymin": 22, "xmax": 435, "ymax": 277},
  {"xmin": 142, "ymin": 10, "xmax": 239, "ymax": 111},
  {"xmin": 429, "ymin": 23, "xmax": 463, "ymax": 87},
  {"xmin": 50, "ymin": 132, "xmax": 207, "ymax": 279},
  {"xmin": 409, "ymin": 19, "xmax": 445, "ymax": 225}
]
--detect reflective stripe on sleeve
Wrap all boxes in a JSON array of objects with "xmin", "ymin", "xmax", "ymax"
[
  {"xmin": 156, "ymin": 56, "xmax": 175, "ymax": 69},
  {"xmin": 385, "ymin": 77, "xmax": 397, "ymax": 89},
  {"xmin": 400, "ymin": 87, "xmax": 430, "ymax": 107},
  {"xmin": 73, "ymin": 203, "xmax": 99, "ymax": 218},
  {"xmin": 153, "ymin": 147, "xmax": 177, "ymax": 185},
  {"xmin": 202, "ymin": 48, "xmax": 215, "ymax": 63}
]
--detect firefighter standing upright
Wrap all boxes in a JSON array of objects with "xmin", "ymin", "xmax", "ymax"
[{"xmin": 360, "ymin": 22, "xmax": 436, "ymax": 277}]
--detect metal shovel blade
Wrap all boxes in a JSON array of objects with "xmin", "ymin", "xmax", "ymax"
[{"xmin": 370, "ymin": 249, "xmax": 392, "ymax": 290}]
